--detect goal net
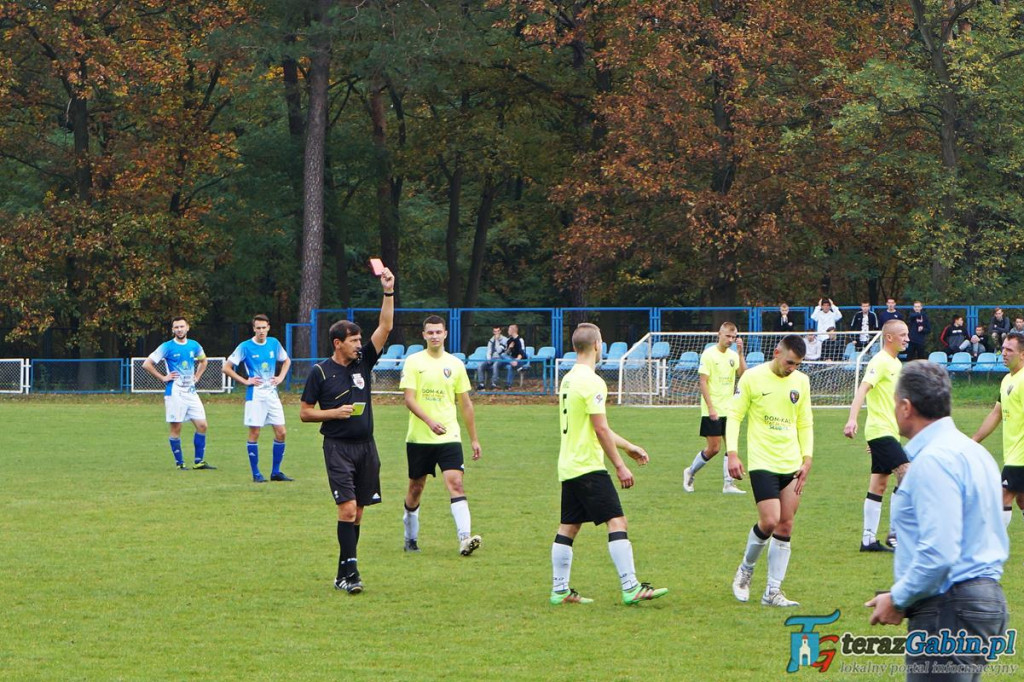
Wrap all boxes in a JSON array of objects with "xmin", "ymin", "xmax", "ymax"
[{"xmin": 615, "ymin": 331, "xmax": 883, "ymax": 407}]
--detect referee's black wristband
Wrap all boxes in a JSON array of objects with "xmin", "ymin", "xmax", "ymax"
[{"xmin": 383, "ymin": 292, "xmax": 395, "ymax": 297}]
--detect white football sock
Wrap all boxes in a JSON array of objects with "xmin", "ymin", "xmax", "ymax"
[
  {"xmin": 723, "ymin": 452, "xmax": 733, "ymax": 484},
  {"xmin": 450, "ymin": 498, "xmax": 471, "ymax": 540},
  {"xmin": 607, "ymin": 536, "xmax": 637, "ymax": 591},
  {"xmin": 689, "ymin": 451, "xmax": 708, "ymax": 475},
  {"xmin": 766, "ymin": 536, "xmax": 792, "ymax": 593},
  {"xmin": 551, "ymin": 541, "xmax": 573, "ymax": 593},
  {"xmin": 742, "ymin": 525, "xmax": 769, "ymax": 570},
  {"xmin": 403, "ymin": 504, "xmax": 420, "ymax": 541},
  {"xmin": 863, "ymin": 495, "xmax": 882, "ymax": 545}
]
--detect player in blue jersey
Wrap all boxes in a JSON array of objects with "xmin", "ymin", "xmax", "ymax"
[
  {"xmin": 223, "ymin": 314, "xmax": 293, "ymax": 483},
  {"xmin": 142, "ymin": 317, "xmax": 217, "ymax": 470}
]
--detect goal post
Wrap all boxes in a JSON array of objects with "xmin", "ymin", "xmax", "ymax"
[{"xmin": 616, "ymin": 331, "xmax": 883, "ymax": 407}]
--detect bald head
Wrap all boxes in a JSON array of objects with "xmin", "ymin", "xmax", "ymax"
[
  {"xmin": 572, "ymin": 323, "xmax": 601, "ymax": 353},
  {"xmin": 882, "ymin": 319, "xmax": 909, "ymax": 354}
]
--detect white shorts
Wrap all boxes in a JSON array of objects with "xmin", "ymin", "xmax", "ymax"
[
  {"xmin": 244, "ymin": 395, "xmax": 285, "ymax": 427},
  {"xmin": 165, "ymin": 391, "xmax": 206, "ymax": 423}
]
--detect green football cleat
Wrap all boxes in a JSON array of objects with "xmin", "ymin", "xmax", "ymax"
[
  {"xmin": 550, "ymin": 588, "xmax": 593, "ymax": 605},
  {"xmin": 622, "ymin": 582, "xmax": 669, "ymax": 605},
  {"xmin": 192, "ymin": 461, "xmax": 217, "ymax": 470}
]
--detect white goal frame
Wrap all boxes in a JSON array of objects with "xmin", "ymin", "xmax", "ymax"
[
  {"xmin": 0, "ymin": 358, "xmax": 29, "ymax": 394},
  {"xmin": 615, "ymin": 331, "xmax": 883, "ymax": 408},
  {"xmin": 130, "ymin": 357, "xmax": 233, "ymax": 393}
]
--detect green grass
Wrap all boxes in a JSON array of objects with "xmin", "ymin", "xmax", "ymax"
[{"xmin": 1, "ymin": 398, "xmax": 1021, "ymax": 681}]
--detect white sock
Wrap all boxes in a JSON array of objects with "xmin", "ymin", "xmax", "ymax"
[
  {"xmin": 742, "ymin": 525, "xmax": 769, "ymax": 570},
  {"xmin": 863, "ymin": 494, "xmax": 882, "ymax": 545},
  {"xmin": 607, "ymin": 533, "xmax": 637, "ymax": 591},
  {"xmin": 403, "ymin": 503, "xmax": 420, "ymax": 541},
  {"xmin": 766, "ymin": 535, "xmax": 792, "ymax": 593},
  {"xmin": 450, "ymin": 497, "xmax": 471, "ymax": 540},
  {"xmin": 1004, "ymin": 507, "xmax": 1013, "ymax": 528},
  {"xmin": 551, "ymin": 538, "xmax": 573, "ymax": 592},
  {"xmin": 689, "ymin": 451, "xmax": 708, "ymax": 475},
  {"xmin": 723, "ymin": 453, "xmax": 733, "ymax": 484}
]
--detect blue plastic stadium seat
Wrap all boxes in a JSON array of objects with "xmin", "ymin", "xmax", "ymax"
[
  {"xmin": 404, "ymin": 344, "xmax": 424, "ymax": 357},
  {"xmin": 452, "ymin": 352, "xmax": 467, "ymax": 363},
  {"xmin": 464, "ymin": 346, "xmax": 488, "ymax": 371},
  {"xmin": 974, "ymin": 352, "xmax": 1000, "ymax": 373},
  {"xmin": 947, "ymin": 352, "xmax": 973, "ymax": 373},
  {"xmin": 651, "ymin": 342, "xmax": 671, "ymax": 360},
  {"xmin": 673, "ymin": 351, "xmax": 700, "ymax": 373},
  {"xmin": 927, "ymin": 351, "xmax": 949, "ymax": 366},
  {"xmin": 745, "ymin": 351, "xmax": 765, "ymax": 367},
  {"xmin": 598, "ymin": 342, "xmax": 628, "ymax": 371}
]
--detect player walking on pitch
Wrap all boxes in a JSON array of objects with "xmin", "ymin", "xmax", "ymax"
[
  {"xmin": 549, "ymin": 323, "xmax": 668, "ymax": 605},
  {"xmin": 973, "ymin": 331, "xmax": 1024, "ymax": 528},
  {"xmin": 684, "ymin": 322, "xmax": 747, "ymax": 494},
  {"xmin": 843, "ymin": 319, "xmax": 910, "ymax": 552},
  {"xmin": 728, "ymin": 335, "xmax": 813, "ymax": 607},
  {"xmin": 223, "ymin": 314, "xmax": 293, "ymax": 483},
  {"xmin": 400, "ymin": 316, "xmax": 483, "ymax": 556},
  {"xmin": 142, "ymin": 317, "xmax": 216, "ymax": 470}
]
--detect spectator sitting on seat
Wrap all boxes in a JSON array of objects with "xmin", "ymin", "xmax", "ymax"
[
  {"xmin": 878, "ymin": 298, "xmax": 904, "ymax": 324},
  {"xmin": 849, "ymin": 301, "xmax": 880, "ymax": 351},
  {"xmin": 1014, "ymin": 317, "xmax": 1024, "ymax": 335},
  {"xmin": 803, "ymin": 333, "xmax": 822, "ymax": 361},
  {"xmin": 939, "ymin": 315, "xmax": 969, "ymax": 358},
  {"xmin": 990, "ymin": 308, "xmax": 1010, "ymax": 350},
  {"xmin": 774, "ymin": 302, "xmax": 797, "ymax": 333},
  {"xmin": 504, "ymin": 324, "xmax": 528, "ymax": 389},
  {"xmin": 820, "ymin": 328, "xmax": 846, "ymax": 362},
  {"xmin": 811, "ymin": 298, "xmax": 843, "ymax": 341},
  {"xmin": 906, "ymin": 301, "xmax": 931, "ymax": 361},
  {"xmin": 967, "ymin": 332, "xmax": 990, "ymax": 361},
  {"xmin": 476, "ymin": 325, "xmax": 507, "ymax": 390}
]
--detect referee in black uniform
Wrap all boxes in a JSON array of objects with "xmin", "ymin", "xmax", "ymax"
[{"xmin": 300, "ymin": 267, "xmax": 395, "ymax": 594}]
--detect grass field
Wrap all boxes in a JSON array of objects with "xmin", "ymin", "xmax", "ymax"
[{"xmin": 2, "ymin": 396, "xmax": 1021, "ymax": 681}]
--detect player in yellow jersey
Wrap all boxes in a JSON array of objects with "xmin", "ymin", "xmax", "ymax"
[
  {"xmin": 684, "ymin": 322, "xmax": 747, "ymax": 494},
  {"xmin": 400, "ymin": 315, "xmax": 482, "ymax": 556},
  {"xmin": 726, "ymin": 335, "xmax": 813, "ymax": 608},
  {"xmin": 549, "ymin": 323, "xmax": 668, "ymax": 606},
  {"xmin": 843, "ymin": 319, "xmax": 910, "ymax": 552},
  {"xmin": 973, "ymin": 331, "xmax": 1024, "ymax": 527}
]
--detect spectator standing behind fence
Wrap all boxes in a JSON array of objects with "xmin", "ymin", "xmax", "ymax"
[
  {"xmin": 504, "ymin": 324, "xmax": 527, "ymax": 389},
  {"xmin": 475, "ymin": 326, "xmax": 507, "ymax": 391},
  {"xmin": 990, "ymin": 308, "xmax": 1010, "ymax": 350},
  {"xmin": 849, "ymin": 301, "xmax": 879, "ymax": 351},
  {"xmin": 810, "ymin": 298, "xmax": 843, "ymax": 341},
  {"xmin": 773, "ymin": 303, "xmax": 797, "ymax": 334},
  {"xmin": 878, "ymin": 298, "xmax": 903, "ymax": 324},
  {"xmin": 939, "ymin": 315, "xmax": 968, "ymax": 358},
  {"xmin": 906, "ymin": 301, "xmax": 931, "ymax": 361},
  {"xmin": 222, "ymin": 314, "xmax": 293, "ymax": 483},
  {"xmin": 820, "ymin": 328, "xmax": 846, "ymax": 362},
  {"xmin": 142, "ymin": 317, "xmax": 216, "ymax": 471},
  {"xmin": 803, "ymin": 333, "xmax": 822, "ymax": 361}
]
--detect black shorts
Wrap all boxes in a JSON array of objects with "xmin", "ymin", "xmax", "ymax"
[
  {"xmin": 560, "ymin": 470, "xmax": 624, "ymax": 526},
  {"xmin": 1002, "ymin": 465, "xmax": 1024, "ymax": 493},
  {"xmin": 407, "ymin": 442, "xmax": 464, "ymax": 480},
  {"xmin": 323, "ymin": 438, "xmax": 382, "ymax": 507},
  {"xmin": 749, "ymin": 470, "xmax": 798, "ymax": 503},
  {"xmin": 867, "ymin": 436, "xmax": 909, "ymax": 474},
  {"xmin": 699, "ymin": 416, "xmax": 727, "ymax": 438}
]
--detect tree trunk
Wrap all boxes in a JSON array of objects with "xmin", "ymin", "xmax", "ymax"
[
  {"xmin": 296, "ymin": 0, "xmax": 332, "ymax": 358},
  {"xmin": 445, "ymin": 156, "xmax": 464, "ymax": 306},
  {"xmin": 283, "ymin": 37, "xmax": 305, "ymax": 139},
  {"xmin": 369, "ymin": 80, "xmax": 402, "ymax": 303},
  {"xmin": 463, "ymin": 175, "xmax": 498, "ymax": 309}
]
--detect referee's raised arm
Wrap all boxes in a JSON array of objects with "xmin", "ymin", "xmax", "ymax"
[{"xmin": 371, "ymin": 267, "xmax": 395, "ymax": 354}]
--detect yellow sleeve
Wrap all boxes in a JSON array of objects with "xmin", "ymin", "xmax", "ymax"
[
  {"xmin": 726, "ymin": 374, "xmax": 750, "ymax": 449},
  {"xmin": 797, "ymin": 375, "xmax": 814, "ymax": 458}
]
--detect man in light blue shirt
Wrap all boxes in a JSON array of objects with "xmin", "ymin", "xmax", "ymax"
[
  {"xmin": 223, "ymin": 314, "xmax": 292, "ymax": 483},
  {"xmin": 142, "ymin": 317, "xmax": 216, "ymax": 470},
  {"xmin": 867, "ymin": 361, "xmax": 1008, "ymax": 680}
]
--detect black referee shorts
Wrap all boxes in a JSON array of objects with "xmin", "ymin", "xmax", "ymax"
[
  {"xmin": 560, "ymin": 470, "xmax": 624, "ymax": 526},
  {"xmin": 868, "ymin": 436, "xmax": 909, "ymax": 475},
  {"xmin": 1002, "ymin": 465, "xmax": 1024, "ymax": 493},
  {"xmin": 323, "ymin": 438, "xmax": 382, "ymax": 507},
  {"xmin": 699, "ymin": 416, "xmax": 727, "ymax": 438}
]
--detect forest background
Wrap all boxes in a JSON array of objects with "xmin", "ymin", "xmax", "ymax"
[{"xmin": 2, "ymin": 0, "xmax": 1023, "ymax": 359}]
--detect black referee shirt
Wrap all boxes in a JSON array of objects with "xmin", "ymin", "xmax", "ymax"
[{"xmin": 301, "ymin": 340, "xmax": 381, "ymax": 441}]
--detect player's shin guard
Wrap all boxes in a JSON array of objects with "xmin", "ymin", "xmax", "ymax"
[
  {"xmin": 607, "ymin": 531, "xmax": 637, "ymax": 591},
  {"xmin": 863, "ymin": 493, "xmax": 883, "ymax": 544},
  {"xmin": 193, "ymin": 432, "xmax": 207, "ymax": 463},
  {"xmin": 1004, "ymin": 506, "xmax": 1013, "ymax": 528},
  {"xmin": 766, "ymin": 534, "xmax": 792, "ymax": 592},
  {"xmin": 689, "ymin": 451, "xmax": 709, "ymax": 475},
  {"xmin": 551, "ymin": 535, "xmax": 574, "ymax": 593},
  {"xmin": 403, "ymin": 502, "xmax": 420, "ymax": 541},
  {"xmin": 169, "ymin": 438, "xmax": 184, "ymax": 466},
  {"xmin": 246, "ymin": 442, "xmax": 260, "ymax": 476},
  {"xmin": 743, "ymin": 523, "xmax": 770, "ymax": 570},
  {"xmin": 271, "ymin": 440, "xmax": 285, "ymax": 475},
  {"xmin": 450, "ymin": 496, "xmax": 471, "ymax": 540}
]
